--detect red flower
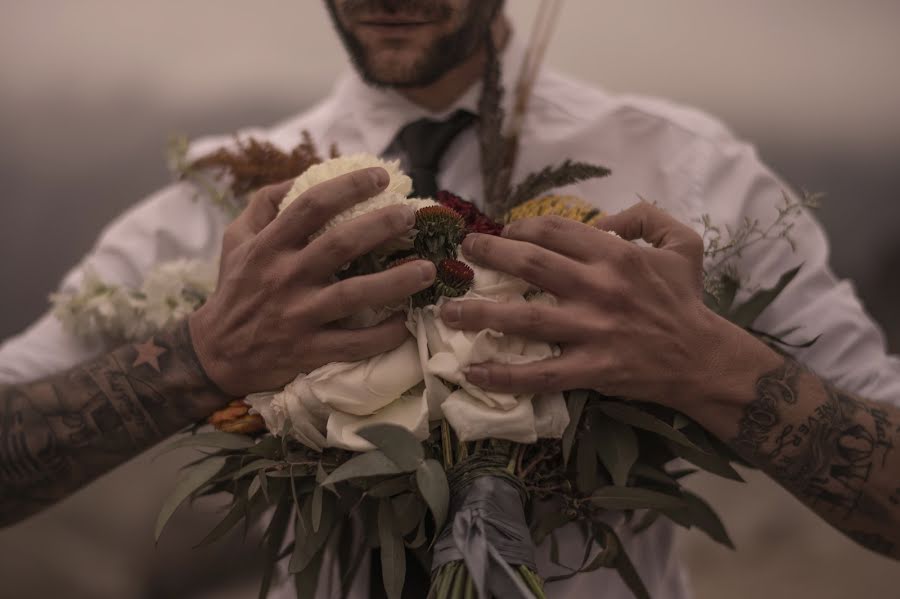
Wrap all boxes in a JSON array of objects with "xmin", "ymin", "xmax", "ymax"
[{"xmin": 436, "ymin": 190, "xmax": 504, "ymax": 236}]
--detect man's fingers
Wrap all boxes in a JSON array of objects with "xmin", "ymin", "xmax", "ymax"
[
  {"xmin": 461, "ymin": 233, "xmax": 587, "ymax": 295},
  {"xmin": 464, "ymin": 357, "xmax": 584, "ymax": 394},
  {"xmin": 259, "ymin": 167, "xmax": 389, "ymax": 250},
  {"xmin": 309, "ymin": 260, "xmax": 436, "ymax": 323},
  {"xmin": 501, "ymin": 216, "xmax": 599, "ymax": 262},
  {"xmin": 312, "ymin": 314, "xmax": 411, "ymax": 364},
  {"xmin": 440, "ymin": 299, "xmax": 583, "ymax": 342},
  {"xmin": 225, "ymin": 180, "xmax": 293, "ymax": 248},
  {"xmin": 302, "ymin": 205, "xmax": 416, "ymax": 280},
  {"xmin": 595, "ymin": 201, "xmax": 703, "ymax": 263}
]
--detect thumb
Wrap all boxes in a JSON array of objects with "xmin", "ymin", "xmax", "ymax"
[{"xmin": 595, "ymin": 201, "xmax": 703, "ymax": 263}]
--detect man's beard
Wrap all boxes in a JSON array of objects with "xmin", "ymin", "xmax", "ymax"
[{"xmin": 324, "ymin": 0, "xmax": 503, "ymax": 89}]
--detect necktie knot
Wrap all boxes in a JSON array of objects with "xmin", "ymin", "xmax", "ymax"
[{"xmin": 393, "ymin": 109, "xmax": 477, "ymax": 197}]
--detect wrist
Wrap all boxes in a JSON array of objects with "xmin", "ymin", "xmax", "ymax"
[
  {"xmin": 678, "ymin": 305, "xmax": 783, "ymax": 420},
  {"xmin": 187, "ymin": 304, "xmax": 237, "ymax": 399}
]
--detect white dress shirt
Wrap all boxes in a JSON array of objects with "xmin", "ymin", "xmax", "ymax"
[{"xmin": 2, "ymin": 31, "xmax": 898, "ymax": 599}]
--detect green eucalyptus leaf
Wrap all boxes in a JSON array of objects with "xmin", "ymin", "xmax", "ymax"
[
  {"xmin": 163, "ymin": 432, "xmax": 256, "ymax": 453},
  {"xmin": 289, "ymin": 494, "xmax": 335, "ymax": 574},
  {"xmin": 729, "ymin": 264, "xmax": 802, "ymax": 328},
  {"xmin": 323, "ymin": 450, "xmax": 404, "ymax": 486},
  {"xmin": 311, "ymin": 484, "xmax": 324, "ymax": 534},
  {"xmin": 378, "ymin": 498, "xmax": 407, "ymax": 599},
  {"xmin": 630, "ymin": 463, "xmax": 679, "ymax": 488},
  {"xmin": 408, "ymin": 517, "xmax": 428, "ymax": 549},
  {"xmin": 631, "ymin": 510, "xmax": 661, "ymax": 535},
  {"xmin": 716, "ymin": 273, "xmax": 740, "ymax": 314},
  {"xmin": 155, "ymin": 456, "xmax": 226, "ymax": 542},
  {"xmin": 576, "ymin": 433, "xmax": 601, "ymax": 494},
  {"xmin": 367, "ymin": 475, "xmax": 413, "ymax": 498},
  {"xmin": 357, "ymin": 424, "xmax": 424, "ymax": 471},
  {"xmin": 593, "ymin": 416, "xmax": 639, "ymax": 487},
  {"xmin": 672, "ymin": 413, "xmax": 692, "ymax": 430},
  {"xmin": 597, "ymin": 402, "xmax": 699, "ymax": 449},
  {"xmin": 259, "ymin": 493, "xmax": 294, "ymax": 599},
  {"xmin": 250, "ymin": 435, "xmax": 284, "ymax": 459},
  {"xmin": 665, "ymin": 439, "xmax": 744, "ymax": 482},
  {"xmin": 230, "ymin": 458, "xmax": 281, "ymax": 481},
  {"xmin": 606, "ymin": 525, "xmax": 651, "ymax": 599},
  {"xmin": 589, "ymin": 486, "xmax": 687, "ymax": 512},
  {"xmin": 415, "ymin": 459, "xmax": 449, "ymax": 534},
  {"xmin": 391, "ymin": 493, "xmax": 423, "ymax": 536},
  {"xmin": 531, "ymin": 510, "xmax": 572, "ymax": 546},
  {"xmin": 682, "ymin": 491, "xmax": 734, "ymax": 549},
  {"xmin": 562, "ymin": 390, "xmax": 590, "ymax": 467},
  {"xmin": 194, "ymin": 483, "xmax": 252, "ymax": 548},
  {"xmin": 293, "ymin": 545, "xmax": 324, "ymax": 599}
]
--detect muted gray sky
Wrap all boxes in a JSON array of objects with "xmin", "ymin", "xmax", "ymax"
[{"xmin": 2, "ymin": 1, "xmax": 899, "ymax": 150}]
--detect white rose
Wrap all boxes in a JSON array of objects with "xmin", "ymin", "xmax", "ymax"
[
  {"xmin": 245, "ymin": 375, "xmax": 332, "ymax": 451},
  {"xmin": 440, "ymin": 390, "xmax": 569, "ymax": 443},
  {"xmin": 419, "ymin": 297, "xmax": 558, "ymax": 410},
  {"xmin": 326, "ymin": 390, "xmax": 430, "ymax": 451},
  {"xmin": 466, "ymin": 260, "xmax": 532, "ymax": 298},
  {"xmin": 304, "ymin": 337, "xmax": 423, "ymax": 416}
]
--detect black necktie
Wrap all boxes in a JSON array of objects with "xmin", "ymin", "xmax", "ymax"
[{"xmin": 393, "ymin": 109, "xmax": 477, "ymax": 197}]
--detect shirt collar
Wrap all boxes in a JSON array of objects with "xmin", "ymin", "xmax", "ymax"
[{"xmin": 334, "ymin": 29, "xmax": 528, "ymax": 157}]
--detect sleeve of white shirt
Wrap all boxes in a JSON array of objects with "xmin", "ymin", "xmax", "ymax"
[
  {"xmin": 697, "ymin": 132, "xmax": 900, "ymax": 406},
  {"xmin": 0, "ymin": 180, "xmax": 229, "ymax": 384}
]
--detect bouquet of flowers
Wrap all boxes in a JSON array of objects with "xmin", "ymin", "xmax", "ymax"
[{"xmin": 53, "ymin": 134, "xmax": 817, "ymax": 599}]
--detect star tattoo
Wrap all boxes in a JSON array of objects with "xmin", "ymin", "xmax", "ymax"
[{"xmin": 132, "ymin": 338, "xmax": 167, "ymax": 372}]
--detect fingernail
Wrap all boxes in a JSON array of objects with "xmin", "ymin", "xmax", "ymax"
[
  {"xmin": 370, "ymin": 167, "xmax": 388, "ymax": 187},
  {"xmin": 501, "ymin": 225, "xmax": 511, "ymax": 238},
  {"xmin": 419, "ymin": 261, "xmax": 436, "ymax": 283},
  {"xmin": 465, "ymin": 365, "xmax": 488, "ymax": 384},
  {"xmin": 442, "ymin": 302, "xmax": 461, "ymax": 323}
]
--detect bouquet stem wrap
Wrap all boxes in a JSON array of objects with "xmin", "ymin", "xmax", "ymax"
[{"xmin": 430, "ymin": 455, "xmax": 543, "ymax": 599}]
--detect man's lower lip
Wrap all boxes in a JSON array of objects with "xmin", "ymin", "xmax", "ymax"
[{"xmin": 357, "ymin": 22, "xmax": 437, "ymax": 28}]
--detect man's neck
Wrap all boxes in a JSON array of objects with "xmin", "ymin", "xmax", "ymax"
[{"xmin": 400, "ymin": 16, "xmax": 510, "ymax": 113}]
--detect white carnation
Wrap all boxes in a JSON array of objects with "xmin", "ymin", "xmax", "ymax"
[{"xmin": 278, "ymin": 154, "xmax": 435, "ymax": 238}]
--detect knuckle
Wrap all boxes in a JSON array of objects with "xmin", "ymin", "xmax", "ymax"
[
  {"xmin": 518, "ymin": 304, "xmax": 544, "ymax": 330},
  {"xmin": 382, "ymin": 206, "xmax": 411, "ymax": 232},
  {"xmin": 541, "ymin": 215, "xmax": 568, "ymax": 235},
  {"xmin": 517, "ymin": 247, "xmax": 546, "ymax": 280},
  {"xmin": 333, "ymin": 280, "xmax": 364, "ymax": 312},
  {"xmin": 536, "ymin": 365, "xmax": 562, "ymax": 390},
  {"xmin": 320, "ymin": 233, "xmax": 357, "ymax": 262},
  {"xmin": 299, "ymin": 189, "xmax": 325, "ymax": 215}
]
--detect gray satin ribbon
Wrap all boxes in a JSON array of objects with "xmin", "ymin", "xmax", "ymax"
[{"xmin": 431, "ymin": 475, "xmax": 538, "ymax": 599}]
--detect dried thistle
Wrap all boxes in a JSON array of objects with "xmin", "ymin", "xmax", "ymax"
[
  {"xmin": 414, "ymin": 205, "xmax": 466, "ymax": 261},
  {"xmin": 435, "ymin": 259, "xmax": 475, "ymax": 298}
]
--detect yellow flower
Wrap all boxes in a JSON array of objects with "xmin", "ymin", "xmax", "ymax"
[{"xmin": 506, "ymin": 195, "xmax": 605, "ymax": 226}]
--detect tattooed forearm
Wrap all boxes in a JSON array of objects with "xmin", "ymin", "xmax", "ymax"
[
  {"xmin": 729, "ymin": 357, "xmax": 900, "ymax": 559},
  {"xmin": 0, "ymin": 321, "xmax": 230, "ymax": 527}
]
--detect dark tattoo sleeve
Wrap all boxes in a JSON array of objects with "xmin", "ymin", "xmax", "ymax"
[
  {"xmin": 0, "ymin": 321, "xmax": 230, "ymax": 527},
  {"xmin": 730, "ymin": 357, "xmax": 900, "ymax": 559}
]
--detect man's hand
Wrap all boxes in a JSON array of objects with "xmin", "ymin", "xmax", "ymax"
[
  {"xmin": 440, "ymin": 202, "xmax": 727, "ymax": 407},
  {"xmin": 190, "ymin": 167, "xmax": 436, "ymax": 396}
]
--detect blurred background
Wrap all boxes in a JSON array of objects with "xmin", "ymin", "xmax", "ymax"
[{"xmin": 1, "ymin": 1, "xmax": 898, "ymax": 598}]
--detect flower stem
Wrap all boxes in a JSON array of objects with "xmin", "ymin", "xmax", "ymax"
[{"xmin": 441, "ymin": 420, "xmax": 454, "ymax": 469}]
